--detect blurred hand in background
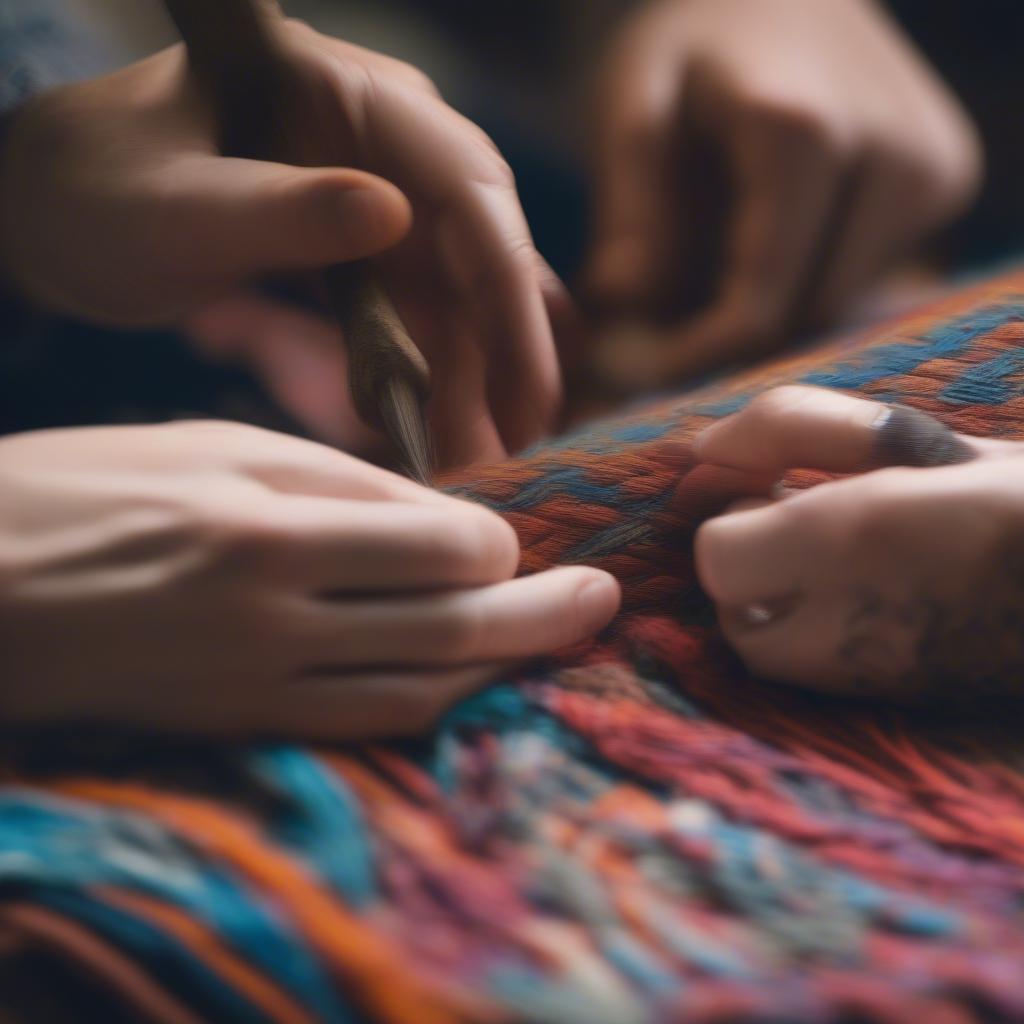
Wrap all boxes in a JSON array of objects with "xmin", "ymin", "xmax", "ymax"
[{"xmin": 585, "ymin": 0, "xmax": 982, "ymax": 390}]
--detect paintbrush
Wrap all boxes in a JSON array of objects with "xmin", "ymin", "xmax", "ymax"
[{"xmin": 162, "ymin": 0, "xmax": 433, "ymax": 484}]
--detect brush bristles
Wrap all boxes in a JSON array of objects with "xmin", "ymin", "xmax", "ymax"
[{"xmin": 379, "ymin": 375, "xmax": 434, "ymax": 485}]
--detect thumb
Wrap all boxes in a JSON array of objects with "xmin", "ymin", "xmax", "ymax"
[{"xmin": 164, "ymin": 156, "xmax": 412, "ymax": 282}]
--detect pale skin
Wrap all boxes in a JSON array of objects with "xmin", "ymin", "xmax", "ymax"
[
  {"xmin": 0, "ymin": 23, "xmax": 621, "ymax": 738},
  {"xmin": 586, "ymin": 0, "xmax": 982, "ymax": 388},
  {"xmin": 0, "ymin": 18, "xmax": 573, "ymax": 468},
  {"xmin": 0, "ymin": 422, "xmax": 620, "ymax": 738},
  {"xmin": 695, "ymin": 386, "xmax": 1024, "ymax": 698},
  {"xmin": 183, "ymin": 1, "xmax": 983, "ymax": 400},
  {"xmin": 0, "ymin": 6, "xmax": 993, "ymax": 731}
]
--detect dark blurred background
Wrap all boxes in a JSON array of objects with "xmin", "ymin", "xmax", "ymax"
[{"xmin": 886, "ymin": 0, "xmax": 1023, "ymax": 268}]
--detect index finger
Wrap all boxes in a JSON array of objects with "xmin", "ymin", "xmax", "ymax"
[
  {"xmin": 695, "ymin": 386, "xmax": 979, "ymax": 474},
  {"xmin": 342, "ymin": 77, "xmax": 559, "ymax": 465},
  {"xmin": 655, "ymin": 76, "xmax": 848, "ymax": 380},
  {"xmin": 587, "ymin": 25, "xmax": 682, "ymax": 310},
  {"xmin": 454, "ymin": 180, "xmax": 563, "ymax": 457}
]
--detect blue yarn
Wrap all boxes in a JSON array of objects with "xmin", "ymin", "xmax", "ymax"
[
  {"xmin": 33, "ymin": 886, "xmax": 278, "ymax": 1024},
  {"xmin": 599, "ymin": 928, "xmax": 679, "ymax": 993},
  {"xmin": 250, "ymin": 747, "xmax": 377, "ymax": 908},
  {"xmin": 941, "ymin": 348, "xmax": 1024, "ymax": 405},
  {"xmin": 609, "ymin": 423, "xmax": 677, "ymax": 444},
  {"xmin": 491, "ymin": 466, "xmax": 627, "ymax": 512},
  {"xmin": 802, "ymin": 304, "xmax": 1024, "ymax": 393},
  {"xmin": 0, "ymin": 793, "xmax": 348, "ymax": 1020},
  {"xmin": 696, "ymin": 303, "xmax": 1024, "ymax": 418}
]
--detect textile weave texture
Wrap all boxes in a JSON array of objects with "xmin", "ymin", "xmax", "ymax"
[{"xmin": 4, "ymin": 269, "xmax": 1024, "ymax": 1023}]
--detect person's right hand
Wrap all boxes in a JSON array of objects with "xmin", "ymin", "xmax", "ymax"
[
  {"xmin": 586, "ymin": 0, "xmax": 981, "ymax": 390},
  {"xmin": 0, "ymin": 422, "xmax": 619, "ymax": 738},
  {"xmin": 0, "ymin": 18, "xmax": 569, "ymax": 467}
]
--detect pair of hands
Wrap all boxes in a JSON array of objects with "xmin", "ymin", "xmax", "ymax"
[
  {"xmin": 1, "ymin": 384, "xmax": 1005, "ymax": 737},
  {"xmin": 0, "ymin": 2, "xmax": 991, "ymax": 737},
  {"xmin": 0, "ymin": 0, "xmax": 981, "ymax": 452},
  {"xmin": 695, "ymin": 386, "xmax": 1020, "ymax": 699},
  {"xmin": 0, "ymin": 18, "xmax": 569, "ymax": 468}
]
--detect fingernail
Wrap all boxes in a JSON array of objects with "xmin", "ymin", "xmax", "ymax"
[
  {"xmin": 577, "ymin": 575, "xmax": 621, "ymax": 633},
  {"xmin": 869, "ymin": 403, "xmax": 977, "ymax": 468},
  {"xmin": 692, "ymin": 419, "xmax": 723, "ymax": 460}
]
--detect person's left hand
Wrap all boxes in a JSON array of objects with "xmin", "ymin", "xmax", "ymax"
[{"xmin": 693, "ymin": 385, "xmax": 1024, "ymax": 699}]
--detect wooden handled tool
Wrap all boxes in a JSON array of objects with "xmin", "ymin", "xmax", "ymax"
[{"xmin": 162, "ymin": 0, "xmax": 433, "ymax": 483}]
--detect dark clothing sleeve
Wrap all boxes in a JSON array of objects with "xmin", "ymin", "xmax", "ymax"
[{"xmin": 0, "ymin": 0, "xmax": 116, "ymax": 115}]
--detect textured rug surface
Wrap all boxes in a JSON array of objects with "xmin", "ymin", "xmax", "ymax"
[{"xmin": 4, "ymin": 269, "xmax": 1024, "ymax": 1023}]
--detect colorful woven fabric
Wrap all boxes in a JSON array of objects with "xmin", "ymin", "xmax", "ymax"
[{"xmin": 4, "ymin": 269, "xmax": 1024, "ymax": 1023}]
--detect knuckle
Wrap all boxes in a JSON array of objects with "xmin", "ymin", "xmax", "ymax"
[
  {"xmin": 862, "ymin": 116, "xmax": 983, "ymax": 230},
  {"xmin": 172, "ymin": 419, "xmax": 251, "ymax": 442},
  {"xmin": 483, "ymin": 146, "xmax": 517, "ymax": 189},
  {"xmin": 451, "ymin": 118, "xmax": 514, "ymax": 187},
  {"xmin": 899, "ymin": 133, "xmax": 982, "ymax": 222},
  {"xmin": 448, "ymin": 505, "xmax": 520, "ymax": 580},
  {"xmin": 282, "ymin": 15, "xmax": 313, "ymax": 35},
  {"xmin": 193, "ymin": 503, "xmax": 283, "ymax": 570},
  {"xmin": 744, "ymin": 386, "xmax": 817, "ymax": 426},
  {"xmin": 464, "ymin": 232, "xmax": 539, "ymax": 298},
  {"xmin": 505, "ymin": 235, "xmax": 541, "ymax": 274},
  {"xmin": 942, "ymin": 127, "xmax": 984, "ymax": 206},
  {"xmin": 740, "ymin": 90, "xmax": 853, "ymax": 162},
  {"xmin": 395, "ymin": 60, "xmax": 439, "ymax": 97}
]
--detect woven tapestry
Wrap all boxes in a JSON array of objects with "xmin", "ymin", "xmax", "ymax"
[{"xmin": 3, "ymin": 269, "xmax": 1024, "ymax": 1023}]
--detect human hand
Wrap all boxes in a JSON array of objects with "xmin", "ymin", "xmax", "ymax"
[
  {"xmin": 693, "ymin": 386, "xmax": 1023, "ymax": 699},
  {"xmin": 0, "ymin": 20, "xmax": 567, "ymax": 466},
  {"xmin": 586, "ymin": 0, "xmax": 981, "ymax": 389},
  {"xmin": 0, "ymin": 423, "xmax": 619, "ymax": 737}
]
